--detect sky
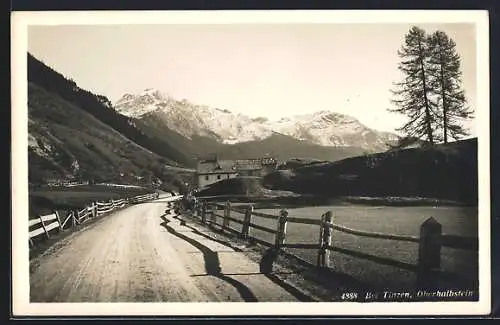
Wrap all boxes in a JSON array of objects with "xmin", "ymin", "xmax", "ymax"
[{"xmin": 27, "ymin": 22, "xmax": 477, "ymax": 134}]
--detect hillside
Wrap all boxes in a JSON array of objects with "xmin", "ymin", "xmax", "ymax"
[
  {"xmin": 198, "ymin": 177, "xmax": 266, "ymax": 197},
  {"xmin": 28, "ymin": 54, "xmax": 193, "ymax": 167},
  {"xmin": 28, "ymin": 82, "xmax": 191, "ymax": 190},
  {"xmin": 216, "ymin": 133, "xmax": 367, "ymax": 161},
  {"xmin": 263, "ymin": 138, "xmax": 478, "ymax": 204},
  {"xmin": 132, "ymin": 114, "xmax": 224, "ymax": 159},
  {"xmin": 197, "ymin": 176, "xmax": 298, "ymax": 199},
  {"xmin": 27, "ymin": 55, "xmax": 194, "ymax": 191}
]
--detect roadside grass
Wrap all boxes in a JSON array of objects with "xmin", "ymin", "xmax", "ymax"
[{"xmin": 29, "ymin": 184, "xmax": 152, "ymax": 217}]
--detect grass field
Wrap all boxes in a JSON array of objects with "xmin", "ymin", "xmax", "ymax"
[
  {"xmin": 29, "ymin": 184, "xmax": 152, "ymax": 218},
  {"xmin": 214, "ymin": 204, "xmax": 479, "ymax": 292}
]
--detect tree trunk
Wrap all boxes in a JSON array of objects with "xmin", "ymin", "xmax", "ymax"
[
  {"xmin": 417, "ymin": 38, "xmax": 434, "ymax": 144},
  {"xmin": 438, "ymin": 39, "xmax": 448, "ymax": 144}
]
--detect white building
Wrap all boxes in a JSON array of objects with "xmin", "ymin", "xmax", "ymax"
[
  {"xmin": 196, "ymin": 159, "xmax": 238, "ymax": 188},
  {"xmin": 196, "ymin": 156, "xmax": 278, "ymax": 189}
]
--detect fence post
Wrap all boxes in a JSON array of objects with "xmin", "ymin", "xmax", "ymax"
[
  {"xmin": 223, "ymin": 201, "xmax": 230, "ymax": 229},
  {"xmin": 317, "ymin": 214, "xmax": 325, "ymax": 267},
  {"xmin": 38, "ymin": 215, "xmax": 50, "ymax": 239},
  {"xmin": 201, "ymin": 202, "xmax": 207, "ymax": 224},
  {"xmin": 54, "ymin": 211, "xmax": 63, "ymax": 232},
  {"xmin": 92, "ymin": 202, "xmax": 97, "ymax": 218},
  {"xmin": 318, "ymin": 211, "xmax": 333, "ymax": 268},
  {"xmin": 417, "ymin": 217, "xmax": 442, "ymax": 288},
  {"xmin": 164, "ymin": 203, "xmax": 169, "ymax": 215},
  {"xmin": 241, "ymin": 205, "xmax": 253, "ymax": 239},
  {"xmin": 275, "ymin": 210, "xmax": 288, "ymax": 250},
  {"xmin": 78, "ymin": 208, "xmax": 83, "ymax": 222},
  {"xmin": 197, "ymin": 201, "xmax": 202, "ymax": 218},
  {"xmin": 210, "ymin": 204, "xmax": 216, "ymax": 226},
  {"xmin": 72, "ymin": 210, "xmax": 77, "ymax": 227}
]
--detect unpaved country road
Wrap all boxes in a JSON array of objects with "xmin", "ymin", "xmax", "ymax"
[{"xmin": 29, "ymin": 194, "xmax": 302, "ymax": 302}]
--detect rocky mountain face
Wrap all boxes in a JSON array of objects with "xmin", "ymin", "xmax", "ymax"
[{"xmin": 114, "ymin": 89, "xmax": 398, "ymax": 151}]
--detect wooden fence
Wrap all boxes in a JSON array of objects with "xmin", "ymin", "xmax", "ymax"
[
  {"xmin": 189, "ymin": 200, "xmax": 478, "ymax": 287},
  {"xmin": 29, "ymin": 192, "xmax": 159, "ymax": 248}
]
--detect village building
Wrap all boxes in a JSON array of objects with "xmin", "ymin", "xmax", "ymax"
[
  {"xmin": 195, "ymin": 155, "xmax": 278, "ymax": 188},
  {"xmin": 196, "ymin": 158, "xmax": 238, "ymax": 188},
  {"xmin": 234, "ymin": 159, "xmax": 262, "ymax": 177}
]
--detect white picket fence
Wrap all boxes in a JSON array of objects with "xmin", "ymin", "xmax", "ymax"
[
  {"xmin": 46, "ymin": 180, "xmax": 90, "ymax": 187},
  {"xmin": 29, "ymin": 192, "xmax": 159, "ymax": 247}
]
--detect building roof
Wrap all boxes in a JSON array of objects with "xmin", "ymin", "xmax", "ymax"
[
  {"xmin": 197, "ymin": 157, "xmax": 275, "ymax": 173},
  {"xmin": 197, "ymin": 170, "xmax": 238, "ymax": 175},
  {"xmin": 261, "ymin": 157, "xmax": 277, "ymax": 165},
  {"xmin": 197, "ymin": 159, "xmax": 236, "ymax": 174},
  {"xmin": 234, "ymin": 162, "xmax": 262, "ymax": 170}
]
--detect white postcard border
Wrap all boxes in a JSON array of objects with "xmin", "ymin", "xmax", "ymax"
[{"xmin": 11, "ymin": 9, "xmax": 491, "ymax": 316}]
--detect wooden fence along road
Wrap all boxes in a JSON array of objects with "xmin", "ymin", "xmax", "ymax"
[
  {"xmin": 29, "ymin": 192, "xmax": 160, "ymax": 247},
  {"xmin": 189, "ymin": 199, "xmax": 479, "ymax": 292},
  {"xmin": 28, "ymin": 192, "xmax": 478, "ymax": 302},
  {"xmin": 29, "ymin": 193, "xmax": 308, "ymax": 303}
]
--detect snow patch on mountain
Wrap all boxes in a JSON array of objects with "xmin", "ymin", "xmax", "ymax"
[
  {"xmin": 264, "ymin": 111, "xmax": 395, "ymax": 148},
  {"xmin": 116, "ymin": 90, "xmax": 273, "ymax": 142}
]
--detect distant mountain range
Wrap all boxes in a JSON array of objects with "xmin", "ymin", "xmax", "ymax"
[{"xmin": 114, "ymin": 89, "xmax": 398, "ymax": 151}]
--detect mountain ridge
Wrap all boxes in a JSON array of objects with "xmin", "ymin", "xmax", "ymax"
[{"xmin": 114, "ymin": 89, "xmax": 399, "ymax": 151}]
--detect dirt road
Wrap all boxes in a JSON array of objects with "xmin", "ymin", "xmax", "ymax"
[{"xmin": 29, "ymin": 194, "xmax": 303, "ymax": 302}]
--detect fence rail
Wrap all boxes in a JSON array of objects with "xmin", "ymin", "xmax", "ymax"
[
  {"xmin": 29, "ymin": 192, "xmax": 159, "ymax": 248},
  {"xmin": 330, "ymin": 224, "xmax": 419, "ymax": 243},
  {"xmin": 188, "ymin": 199, "xmax": 478, "ymax": 288}
]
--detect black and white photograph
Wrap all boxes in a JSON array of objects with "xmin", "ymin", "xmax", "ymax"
[{"xmin": 11, "ymin": 10, "xmax": 491, "ymax": 316}]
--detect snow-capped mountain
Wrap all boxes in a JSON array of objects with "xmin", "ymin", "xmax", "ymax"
[
  {"xmin": 114, "ymin": 89, "xmax": 398, "ymax": 150},
  {"xmin": 266, "ymin": 111, "xmax": 397, "ymax": 149},
  {"xmin": 115, "ymin": 88, "xmax": 273, "ymax": 144}
]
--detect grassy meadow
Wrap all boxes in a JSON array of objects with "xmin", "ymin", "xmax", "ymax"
[{"xmin": 211, "ymin": 203, "xmax": 479, "ymax": 292}]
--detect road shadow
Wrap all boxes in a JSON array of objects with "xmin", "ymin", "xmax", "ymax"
[
  {"xmin": 174, "ymin": 212, "xmax": 368, "ymax": 300},
  {"xmin": 162, "ymin": 214, "xmax": 316, "ymax": 302},
  {"xmin": 261, "ymin": 245, "xmax": 377, "ymax": 296},
  {"xmin": 165, "ymin": 215, "xmax": 244, "ymax": 252},
  {"xmin": 258, "ymin": 248, "xmax": 315, "ymax": 301},
  {"xmin": 159, "ymin": 217, "xmax": 258, "ymax": 302}
]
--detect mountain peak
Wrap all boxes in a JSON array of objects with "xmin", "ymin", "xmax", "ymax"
[{"xmin": 313, "ymin": 109, "xmax": 333, "ymax": 116}]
